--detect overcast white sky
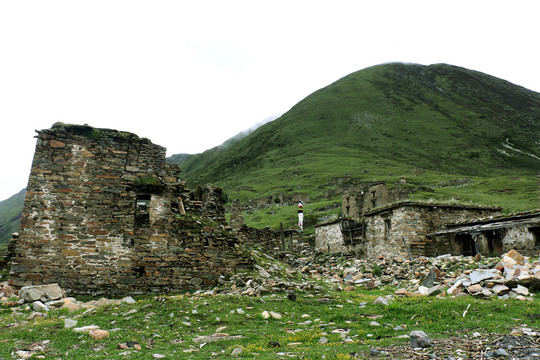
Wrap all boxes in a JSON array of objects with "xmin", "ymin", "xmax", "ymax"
[{"xmin": 1, "ymin": 1, "xmax": 539, "ymax": 201}]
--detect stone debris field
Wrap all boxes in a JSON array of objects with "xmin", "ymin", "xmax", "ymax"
[{"xmin": 2, "ymin": 244, "xmax": 539, "ymax": 359}]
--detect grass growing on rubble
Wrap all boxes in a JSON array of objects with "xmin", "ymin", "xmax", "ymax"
[{"xmin": 1, "ymin": 288, "xmax": 538, "ymax": 359}]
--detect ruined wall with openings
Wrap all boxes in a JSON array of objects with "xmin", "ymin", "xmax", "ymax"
[
  {"xmin": 8, "ymin": 123, "xmax": 251, "ymax": 296},
  {"xmin": 439, "ymin": 215, "xmax": 540, "ymax": 258},
  {"xmin": 342, "ymin": 182, "xmax": 409, "ymax": 219},
  {"xmin": 478, "ymin": 227, "xmax": 537, "ymax": 256},
  {"xmin": 364, "ymin": 203, "xmax": 500, "ymax": 259}
]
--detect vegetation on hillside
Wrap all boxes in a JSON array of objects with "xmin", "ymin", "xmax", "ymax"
[
  {"xmin": 1, "ymin": 63, "xmax": 540, "ymax": 249},
  {"xmin": 169, "ymin": 63, "xmax": 540, "ymax": 231},
  {"xmin": 0, "ymin": 189, "xmax": 25, "ymax": 252}
]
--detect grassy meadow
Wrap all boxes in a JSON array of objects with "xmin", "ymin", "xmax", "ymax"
[{"xmin": 1, "ymin": 282, "xmax": 538, "ymax": 359}]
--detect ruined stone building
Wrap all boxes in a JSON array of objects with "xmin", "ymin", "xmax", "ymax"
[
  {"xmin": 316, "ymin": 182, "xmax": 502, "ymax": 258},
  {"xmin": 429, "ymin": 210, "xmax": 540, "ymax": 257},
  {"xmin": 8, "ymin": 123, "xmax": 250, "ymax": 296}
]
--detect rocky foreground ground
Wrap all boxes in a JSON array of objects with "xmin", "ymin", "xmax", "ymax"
[{"xmin": 1, "ymin": 246, "xmax": 539, "ymax": 359}]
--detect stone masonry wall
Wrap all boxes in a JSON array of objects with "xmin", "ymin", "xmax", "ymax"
[
  {"xmin": 8, "ymin": 123, "xmax": 250, "ymax": 296},
  {"xmin": 315, "ymin": 221, "xmax": 363, "ymax": 254},
  {"xmin": 364, "ymin": 203, "xmax": 500, "ymax": 259},
  {"xmin": 315, "ymin": 221, "xmax": 343, "ymax": 253},
  {"xmin": 452, "ymin": 225, "xmax": 538, "ymax": 257}
]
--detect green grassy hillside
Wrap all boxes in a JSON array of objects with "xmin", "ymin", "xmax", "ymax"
[
  {"xmin": 170, "ymin": 63, "xmax": 540, "ymax": 231},
  {"xmin": 0, "ymin": 189, "xmax": 25, "ymax": 252}
]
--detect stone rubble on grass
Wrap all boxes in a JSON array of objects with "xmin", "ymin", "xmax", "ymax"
[
  {"xmin": 373, "ymin": 296, "xmax": 390, "ymax": 306},
  {"xmin": 64, "ymin": 318, "xmax": 78, "ymax": 328},
  {"xmin": 192, "ymin": 333, "xmax": 245, "ymax": 344},
  {"xmin": 409, "ymin": 330, "xmax": 432, "ymax": 348},
  {"xmin": 203, "ymin": 244, "xmax": 538, "ymax": 303},
  {"xmin": 18, "ymin": 283, "xmax": 63, "ymax": 303},
  {"xmin": 2, "ymin": 248, "xmax": 536, "ymax": 331},
  {"xmin": 73, "ymin": 325, "xmax": 100, "ymax": 333},
  {"xmin": 231, "ymin": 347, "xmax": 243, "ymax": 357},
  {"xmin": 89, "ymin": 329, "xmax": 110, "ymax": 340}
]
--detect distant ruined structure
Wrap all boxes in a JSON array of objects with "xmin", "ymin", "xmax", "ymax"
[
  {"xmin": 316, "ymin": 182, "xmax": 504, "ymax": 258},
  {"xmin": 317, "ymin": 180, "xmax": 540, "ymax": 258},
  {"xmin": 8, "ymin": 123, "xmax": 251, "ymax": 296}
]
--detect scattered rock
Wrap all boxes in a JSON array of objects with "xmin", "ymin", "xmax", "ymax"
[
  {"xmin": 122, "ymin": 296, "xmax": 136, "ymax": 304},
  {"xmin": 492, "ymin": 284, "xmax": 510, "ymax": 295},
  {"xmin": 27, "ymin": 312, "xmax": 47, "ymax": 320},
  {"xmin": 192, "ymin": 334, "xmax": 244, "ymax": 344},
  {"xmin": 231, "ymin": 347, "xmax": 243, "ymax": 356},
  {"xmin": 421, "ymin": 267, "xmax": 439, "ymax": 287},
  {"xmin": 287, "ymin": 290, "xmax": 297, "ymax": 301},
  {"xmin": 469, "ymin": 269, "xmax": 500, "ymax": 284},
  {"xmin": 18, "ymin": 283, "xmax": 63, "ymax": 303},
  {"xmin": 409, "ymin": 330, "xmax": 431, "ymax": 348},
  {"xmin": 505, "ymin": 249, "xmax": 525, "ymax": 265},
  {"xmin": 373, "ymin": 296, "xmax": 389, "ymax": 306},
  {"xmin": 269, "ymin": 311, "xmax": 282, "ymax": 319},
  {"xmin": 73, "ymin": 325, "xmax": 100, "ymax": 333},
  {"xmin": 32, "ymin": 301, "xmax": 50, "ymax": 313},
  {"xmin": 261, "ymin": 310, "xmax": 271, "ymax": 319},
  {"xmin": 89, "ymin": 329, "xmax": 109, "ymax": 340}
]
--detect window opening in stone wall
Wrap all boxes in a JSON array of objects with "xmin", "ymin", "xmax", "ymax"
[
  {"xmin": 135, "ymin": 194, "xmax": 151, "ymax": 226},
  {"xmin": 457, "ymin": 233, "xmax": 476, "ymax": 256},
  {"xmin": 133, "ymin": 266, "xmax": 146, "ymax": 278},
  {"xmin": 384, "ymin": 218, "xmax": 391, "ymax": 239},
  {"xmin": 371, "ymin": 191, "xmax": 376, "ymax": 208},
  {"xmin": 487, "ymin": 230, "xmax": 503, "ymax": 256},
  {"xmin": 531, "ymin": 227, "xmax": 540, "ymax": 250},
  {"xmin": 340, "ymin": 218, "xmax": 364, "ymax": 245}
]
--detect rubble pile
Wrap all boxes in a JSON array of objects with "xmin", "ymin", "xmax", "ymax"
[
  {"xmin": 0, "ymin": 282, "xmax": 136, "ymax": 314},
  {"xmin": 209, "ymin": 244, "xmax": 539, "ymax": 301}
]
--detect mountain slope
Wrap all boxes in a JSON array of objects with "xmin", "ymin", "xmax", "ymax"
[
  {"xmin": 0, "ymin": 189, "xmax": 25, "ymax": 251},
  {"xmin": 169, "ymin": 63, "xmax": 540, "ymax": 224}
]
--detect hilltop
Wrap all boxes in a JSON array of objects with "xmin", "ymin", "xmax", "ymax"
[{"xmin": 169, "ymin": 63, "xmax": 540, "ymax": 231}]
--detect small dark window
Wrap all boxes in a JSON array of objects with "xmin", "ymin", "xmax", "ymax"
[
  {"xmin": 531, "ymin": 227, "xmax": 540, "ymax": 249},
  {"xmin": 135, "ymin": 194, "xmax": 151, "ymax": 226},
  {"xmin": 457, "ymin": 233, "xmax": 476, "ymax": 256},
  {"xmin": 384, "ymin": 218, "xmax": 391, "ymax": 239}
]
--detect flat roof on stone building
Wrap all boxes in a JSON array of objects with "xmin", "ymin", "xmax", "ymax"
[
  {"xmin": 363, "ymin": 200, "xmax": 501, "ymax": 216},
  {"xmin": 428, "ymin": 210, "xmax": 540, "ymax": 237}
]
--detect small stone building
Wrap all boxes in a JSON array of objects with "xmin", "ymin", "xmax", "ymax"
[
  {"xmin": 8, "ymin": 123, "xmax": 251, "ymax": 296},
  {"xmin": 429, "ymin": 211, "xmax": 540, "ymax": 257},
  {"xmin": 363, "ymin": 202, "xmax": 500, "ymax": 258},
  {"xmin": 316, "ymin": 182, "xmax": 501, "ymax": 258}
]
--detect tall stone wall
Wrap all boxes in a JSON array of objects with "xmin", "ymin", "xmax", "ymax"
[
  {"xmin": 315, "ymin": 221, "xmax": 344, "ymax": 253},
  {"xmin": 341, "ymin": 182, "xmax": 409, "ymax": 219},
  {"xmin": 364, "ymin": 203, "xmax": 500, "ymax": 259},
  {"xmin": 8, "ymin": 123, "xmax": 250, "ymax": 296}
]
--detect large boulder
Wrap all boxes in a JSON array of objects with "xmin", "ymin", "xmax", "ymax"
[{"xmin": 18, "ymin": 283, "xmax": 63, "ymax": 303}]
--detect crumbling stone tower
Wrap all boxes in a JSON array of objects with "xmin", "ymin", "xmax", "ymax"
[{"xmin": 9, "ymin": 123, "xmax": 249, "ymax": 296}]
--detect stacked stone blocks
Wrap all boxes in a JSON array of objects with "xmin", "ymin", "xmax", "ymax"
[{"xmin": 9, "ymin": 123, "xmax": 250, "ymax": 296}]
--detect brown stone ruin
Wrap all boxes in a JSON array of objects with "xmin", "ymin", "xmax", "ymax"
[
  {"xmin": 318, "ymin": 182, "xmax": 504, "ymax": 258},
  {"xmin": 7, "ymin": 123, "xmax": 252, "ymax": 296}
]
